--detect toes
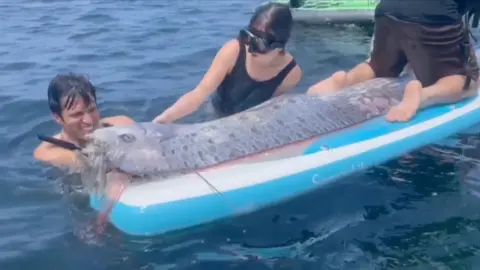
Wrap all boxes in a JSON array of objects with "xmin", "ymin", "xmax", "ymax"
[
  {"xmin": 387, "ymin": 104, "xmax": 402, "ymax": 118},
  {"xmin": 386, "ymin": 109, "xmax": 398, "ymax": 122},
  {"xmin": 387, "ymin": 106, "xmax": 416, "ymax": 122},
  {"xmin": 398, "ymin": 112, "xmax": 408, "ymax": 122}
]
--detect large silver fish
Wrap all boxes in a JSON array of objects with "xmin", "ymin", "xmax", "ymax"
[{"xmin": 79, "ymin": 77, "xmax": 408, "ymax": 191}]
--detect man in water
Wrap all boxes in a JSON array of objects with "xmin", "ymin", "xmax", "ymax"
[
  {"xmin": 33, "ymin": 73, "xmax": 135, "ymax": 168},
  {"xmin": 33, "ymin": 73, "xmax": 135, "ymax": 230},
  {"xmin": 307, "ymin": 0, "xmax": 479, "ymax": 122}
]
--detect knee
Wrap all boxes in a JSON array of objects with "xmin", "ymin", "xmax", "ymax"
[{"xmin": 306, "ymin": 71, "xmax": 346, "ymax": 95}]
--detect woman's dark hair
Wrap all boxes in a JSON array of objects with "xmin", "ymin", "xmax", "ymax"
[{"xmin": 247, "ymin": 3, "xmax": 293, "ymax": 43}]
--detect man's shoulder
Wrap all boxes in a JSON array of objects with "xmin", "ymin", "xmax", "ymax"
[
  {"xmin": 101, "ymin": 115, "xmax": 135, "ymax": 126},
  {"xmin": 33, "ymin": 133, "xmax": 76, "ymax": 167},
  {"xmin": 34, "ymin": 133, "xmax": 61, "ymax": 152}
]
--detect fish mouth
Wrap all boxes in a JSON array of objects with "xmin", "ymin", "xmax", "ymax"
[
  {"xmin": 76, "ymin": 126, "xmax": 194, "ymax": 192},
  {"xmin": 79, "ymin": 135, "xmax": 107, "ymax": 165},
  {"xmin": 76, "ymin": 135, "xmax": 112, "ymax": 195},
  {"xmin": 76, "ymin": 134, "xmax": 156, "ymax": 195}
]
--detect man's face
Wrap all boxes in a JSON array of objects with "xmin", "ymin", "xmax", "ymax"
[{"xmin": 53, "ymin": 97, "xmax": 100, "ymax": 144}]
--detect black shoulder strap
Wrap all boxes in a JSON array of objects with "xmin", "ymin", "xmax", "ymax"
[
  {"xmin": 275, "ymin": 58, "xmax": 297, "ymax": 82},
  {"xmin": 227, "ymin": 39, "xmax": 246, "ymax": 78},
  {"xmin": 36, "ymin": 121, "xmax": 113, "ymax": 151},
  {"xmin": 37, "ymin": 134, "xmax": 82, "ymax": 151}
]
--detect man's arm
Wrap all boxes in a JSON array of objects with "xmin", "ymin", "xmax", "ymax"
[{"xmin": 101, "ymin": 115, "xmax": 135, "ymax": 126}]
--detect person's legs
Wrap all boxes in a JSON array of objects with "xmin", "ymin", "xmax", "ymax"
[
  {"xmin": 307, "ymin": 16, "xmax": 407, "ymax": 95},
  {"xmin": 386, "ymin": 22, "xmax": 479, "ymax": 122}
]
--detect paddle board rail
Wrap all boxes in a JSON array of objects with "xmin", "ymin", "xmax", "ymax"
[{"xmin": 89, "ymin": 47, "xmax": 480, "ymax": 236}]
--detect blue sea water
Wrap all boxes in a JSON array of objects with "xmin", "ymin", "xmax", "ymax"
[{"xmin": 2, "ymin": 0, "xmax": 480, "ymax": 269}]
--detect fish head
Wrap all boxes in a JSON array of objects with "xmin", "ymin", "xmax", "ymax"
[{"xmin": 78, "ymin": 123, "xmax": 179, "ymax": 185}]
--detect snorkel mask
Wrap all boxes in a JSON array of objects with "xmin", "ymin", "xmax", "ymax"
[{"xmin": 239, "ymin": 28, "xmax": 286, "ymax": 54}]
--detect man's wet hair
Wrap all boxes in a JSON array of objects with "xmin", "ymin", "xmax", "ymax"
[{"xmin": 47, "ymin": 73, "xmax": 97, "ymax": 116}]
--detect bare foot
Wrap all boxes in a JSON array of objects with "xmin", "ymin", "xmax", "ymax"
[
  {"xmin": 307, "ymin": 71, "xmax": 347, "ymax": 95},
  {"xmin": 386, "ymin": 80, "xmax": 423, "ymax": 122}
]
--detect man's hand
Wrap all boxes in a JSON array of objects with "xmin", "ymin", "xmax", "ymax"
[{"xmin": 95, "ymin": 171, "xmax": 130, "ymax": 234}]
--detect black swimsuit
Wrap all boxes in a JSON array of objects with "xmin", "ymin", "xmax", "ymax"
[{"xmin": 211, "ymin": 40, "xmax": 297, "ymax": 117}]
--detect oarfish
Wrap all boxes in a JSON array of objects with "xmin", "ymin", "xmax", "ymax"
[{"xmin": 79, "ymin": 77, "xmax": 406, "ymax": 189}]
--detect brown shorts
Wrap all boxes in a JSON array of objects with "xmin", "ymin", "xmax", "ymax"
[{"xmin": 368, "ymin": 15, "xmax": 479, "ymax": 88}]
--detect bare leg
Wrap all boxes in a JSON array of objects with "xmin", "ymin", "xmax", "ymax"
[
  {"xmin": 386, "ymin": 75, "xmax": 478, "ymax": 122},
  {"xmin": 306, "ymin": 71, "xmax": 347, "ymax": 95},
  {"xmin": 385, "ymin": 80, "xmax": 423, "ymax": 122},
  {"xmin": 307, "ymin": 62, "xmax": 376, "ymax": 96}
]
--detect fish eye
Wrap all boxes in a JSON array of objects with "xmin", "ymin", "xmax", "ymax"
[{"xmin": 119, "ymin": 133, "xmax": 136, "ymax": 143}]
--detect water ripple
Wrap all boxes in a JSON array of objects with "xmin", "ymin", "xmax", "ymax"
[{"xmin": 1, "ymin": 0, "xmax": 480, "ymax": 269}]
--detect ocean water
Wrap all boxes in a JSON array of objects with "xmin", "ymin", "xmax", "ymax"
[{"xmin": 2, "ymin": 0, "xmax": 480, "ymax": 269}]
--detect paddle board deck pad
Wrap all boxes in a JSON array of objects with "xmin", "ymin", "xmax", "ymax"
[
  {"xmin": 82, "ymin": 48, "xmax": 480, "ymax": 236},
  {"xmin": 269, "ymin": 0, "xmax": 377, "ymax": 25}
]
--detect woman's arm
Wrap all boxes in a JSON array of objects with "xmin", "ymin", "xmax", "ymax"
[{"xmin": 153, "ymin": 40, "xmax": 240, "ymax": 123}]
